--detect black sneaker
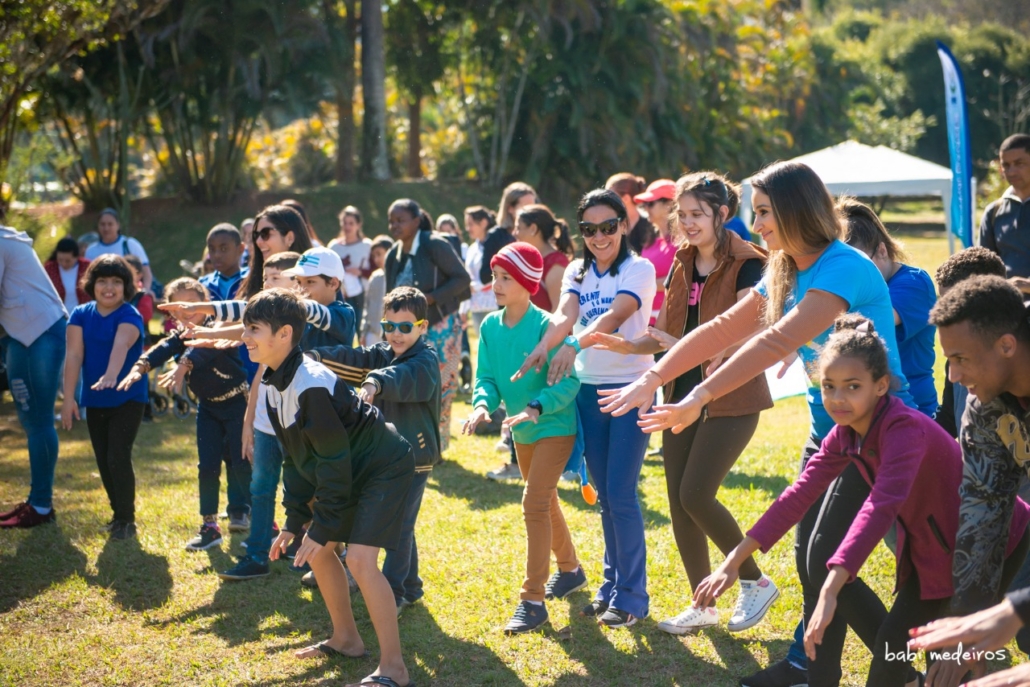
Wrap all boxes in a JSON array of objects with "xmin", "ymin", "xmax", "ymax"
[
  {"xmin": 503, "ymin": 601, "xmax": 549, "ymax": 634},
  {"xmin": 597, "ymin": 607, "xmax": 639, "ymax": 628},
  {"xmin": 580, "ymin": 599, "xmax": 609, "ymax": 617},
  {"xmin": 185, "ymin": 524, "xmax": 223, "ymax": 551},
  {"xmin": 109, "ymin": 521, "xmax": 137, "ymax": 540},
  {"xmin": 739, "ymin": 658, "xmax": 809, "ymax": 687},
  {"xmin": 218, "ymin": 555, "xmax": 271, "ymax": 581},
  {"xmin": 545, "ymin": 567, "xmax": 588, "ymax": 600}
]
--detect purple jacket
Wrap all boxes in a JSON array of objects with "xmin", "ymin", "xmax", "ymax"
[{"xmin": 748, "ymin": 394, "xmax": 1030, "ymax": 600}]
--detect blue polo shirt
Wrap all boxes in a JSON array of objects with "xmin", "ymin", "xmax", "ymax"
[{"xmin": 200, "ymin": 268, "xmax": 247, "ymax": 301}]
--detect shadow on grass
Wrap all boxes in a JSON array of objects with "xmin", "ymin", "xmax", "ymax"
[
  {"xmin": 722, "ymin": 471, "xmax": 791, "ymax": 496},
  {"xmin": 429, "ymin": 460, "xmax": 671, "ymax": 527},
  {"xmin": 0, "ymin": 522, "xmax": 88, "ymax": 614},
  {"xmin": 94, "ymin": 535, "xmax": 174, "ymax": 611}
]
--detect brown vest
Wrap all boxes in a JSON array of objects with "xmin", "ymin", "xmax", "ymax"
[{"xmin": 662, "ymin": 233, "xmax": 773, "ymax": 418}]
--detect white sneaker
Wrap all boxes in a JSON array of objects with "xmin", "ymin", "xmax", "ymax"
[
  {"xmin": 728, "ymin": 574, "xmax": 779, "ymax": 632},
  {"xmin": 657, "ymin": 605, "xmax": 719, "ymax": 635},
  {"xmin": 486, "ymin": 462, "xmax": 522, "ymax": 481}
]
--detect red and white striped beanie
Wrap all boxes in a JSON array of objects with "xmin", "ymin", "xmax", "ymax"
[{"xmin": 490, "ymin": 242, "xmax": 543, "ymax": 295}]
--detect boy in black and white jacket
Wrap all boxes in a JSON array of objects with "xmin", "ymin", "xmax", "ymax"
[{"xmin": 242, "ymin": 288, "xmax": 416, "ymax": 687}]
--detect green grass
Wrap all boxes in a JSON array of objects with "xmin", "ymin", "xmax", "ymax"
[{"xmin": 0, "ymin": 233, "xmax": 1023, "ymax": 686}]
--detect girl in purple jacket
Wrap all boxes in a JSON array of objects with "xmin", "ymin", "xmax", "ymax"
[{"xmin": 693, "ymin": 314, "xmax": 1030, "ymax": 687}]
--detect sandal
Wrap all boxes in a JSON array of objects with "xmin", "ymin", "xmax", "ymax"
[
  {"xmin": 305, "ymin": 641, "xmax": 369, "ymax": 659},
  {"xmin": 355, "ymin": 676, "xmax": 417, "ymax": 687}
]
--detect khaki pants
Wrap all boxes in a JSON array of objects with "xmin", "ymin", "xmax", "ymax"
[{"xmin": 514, "ymin": 435, "xmax": 579, "ymax": 602}]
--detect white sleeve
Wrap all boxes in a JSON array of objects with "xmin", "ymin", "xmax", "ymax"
[
  {"xmin": 561, "ymin": 260, "xmax": 584, "ymax": 294},
  {"xmin": 127, "ymin": 238, "xmax": 150, "ymax": 265},
  {"xmin": 615, "ymin": 258, "xmax": 656, "ymax": 311}
]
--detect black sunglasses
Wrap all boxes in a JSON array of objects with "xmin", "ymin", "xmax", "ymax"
[
  {"xmin": 254, "ymin": 227, "xmax": 278, "ymax": 241},
  {"xmin": 578, "ymin": 218, "xmax": 621, "ymax": 238}
]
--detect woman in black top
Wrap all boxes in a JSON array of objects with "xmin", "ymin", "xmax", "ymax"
[{"xmin": 384, "ymin": 198, "xmax": 471, "ymax": 452}]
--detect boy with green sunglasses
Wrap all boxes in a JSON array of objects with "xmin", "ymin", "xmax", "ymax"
[{"xmin": 309, "ymin": 286, "xmax": 441, "ymax": 615}]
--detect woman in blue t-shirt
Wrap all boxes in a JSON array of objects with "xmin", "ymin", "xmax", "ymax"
[
  {"xmin": 61, "ymin": 255, "xmax": 148, "ymax": 541},
  {"xmin": 840, "ymin": 197, "xmax": 938, "ymax": 417},
  {"xmin": 600, "ymin": 161, "xmax": 919, "ymax": 686}
]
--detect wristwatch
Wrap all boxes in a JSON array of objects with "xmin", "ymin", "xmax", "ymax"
[
  {"xmin": 563, "ymin": 335, "xmax": 581, "ymax": 353},
  {"xmin": 527, "ymin": 400, "xmax": 544, "ymax": 415}
]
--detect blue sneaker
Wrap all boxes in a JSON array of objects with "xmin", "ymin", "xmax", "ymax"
[
  {"xmin": 218, "ymin": 555, "xmax": 270, "ymax": 581},
  {"xmin": 544, "ymin": 567, "xmax": 588, "ymax": 600},
  {"xmin": 503, "ymin": 601, "xmax": 549, "ymax": 634}
]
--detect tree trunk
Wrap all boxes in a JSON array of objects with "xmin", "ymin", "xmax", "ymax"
[
  {"xmin": 325, "ymin": 0, "xmax": 357, "ymax": 183},
  {"xmin": 406, "ymin": 85, "xmax": 422, "ymax": 178},
  {"xmin": 360, "ymin": 0, "xmax": 390, "ymax": 181}
]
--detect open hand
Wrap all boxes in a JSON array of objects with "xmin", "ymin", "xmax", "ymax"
[
  {"xmin": 546, "ymin": 345, "xmax": 577, "ymax": 385},
  {"xmin": 116, "ymin": 367, "xmax": 145, "ymax": 392},
  {"xmin": 693, "ymin": 561, "xmax": 740, "ymax": 609},
  {"xmin": 358, "ymin": 383, "xmax": 376, "ymax": 405},
  {"xmin": 589, "ymin": 332, "xmax": 636, "ymax": 355},
  {"xmin": 503, "ymin": 406, "xmax": 539, "ymax": 430},
  {"xmin": 291, "ymin": 533, "xmax": 324, "ymax": 568},
  {"xmin": 597, "ymin": 373, "xmax": 661, "ymax": 416},
  {"xmin": 462, "ymin": 406, "xmax": 491, "ymax": 436},
  {"xmin": 512, "ymin": 343, "xmax": 550, "ymax": 381},
  {"xmin": 968, "ymin": 662, "xmax": 1030, "ymax": 686},
  {"xmin": 804, "ymin": 592, "xmax": 838, "ymax": 660},
  {"xmin": 60, "ymin": 399, "xmax": 80, "ymax": 431},
  {"xmin": 269, "ymin": 530, "xmax": 296, "ymax": 561},
  {"xmin": 91, "ymin": 373, "xmax": 119, "ymax": 391},
  {"xmin": 637, "ymin": 391, "xmax": 709, "ymax": 434},
  {"xmin": 645, "ymin": 327, "xmax": 678, "ymax": 350}
]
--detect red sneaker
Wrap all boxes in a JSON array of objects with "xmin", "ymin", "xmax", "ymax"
[
  {"xmin": 0, "ymin": 502, "xmax": 29, "ymax": 520},
  {"xmin": 0, "ymin": 506, "xmax": 55, "ymax": 528}
]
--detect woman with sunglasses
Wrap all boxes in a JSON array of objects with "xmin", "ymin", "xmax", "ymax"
[
  {"xmin": 384, "ymin": 198, "xmax": 471, "ymax": 453},
  {"xmin": 516, "ymin": 188, "xmax": 656, "ymax": 628}
]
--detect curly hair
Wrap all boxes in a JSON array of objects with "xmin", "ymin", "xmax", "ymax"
[
  {"xmin": 934, "ymin": 247, "xmax": 1006, "ymax": 292},
  {"xmin": 930, "ymin": 275, "xmax": 1030, "ymax": 343},
  {"xmin": 820, "ymin": 313, "xmax": 891, "ymax": 383},
  {"xmin": 163, "ymin": 277, "xmax": 208, "ymax": 302}
]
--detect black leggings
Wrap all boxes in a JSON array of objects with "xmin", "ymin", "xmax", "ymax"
[
  {"xmin": 86, "ymin": 401, "xmax": 145, "ymax": 523},
  {"xmin": 796, "ymin": 437, "xmax": 1030, "ymax": 687},
  {"xmin": 663, "ymin": 413, "xmax": 762, "ymax": 589}
]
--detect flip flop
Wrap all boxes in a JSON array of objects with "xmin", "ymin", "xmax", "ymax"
[
  {"xmin": 307, "ymin": 641, "xmax": 369, "ymax": 659},
  {"xmin": 355, "ymin": 676, "xmax": 417, "ymax": 687}
]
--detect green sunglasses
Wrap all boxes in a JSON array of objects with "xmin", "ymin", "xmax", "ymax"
[{"xmin": 381, "ymin": 319, "xmax": 426, "ymax": 334}]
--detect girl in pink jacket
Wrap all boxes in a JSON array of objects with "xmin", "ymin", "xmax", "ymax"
[{"xmin": 694, "ymin": 314, "xmax": 1030, "ymax": 687}]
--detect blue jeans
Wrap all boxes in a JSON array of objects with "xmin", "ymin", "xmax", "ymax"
[
  {"xmin": 577, "ymin": 383, "xmax": 650, "ymax": 618},
  {"xmin": 562, "ymin": 403, "xmax": 585, "ymax": 475},
  {"xmin": 245, "ymin": 429, "xmax": 284, "ymax": 561},
  {"xmin": 4, "ymin": 318, "xmax": 66, "ymax": 510},
  {"xmin": 196, "ymin": 395, "xmax": 250, "ymax": 517},
  {"xmin": 383, "ymin": 470, "xmax": 429, "ymax": 604}
]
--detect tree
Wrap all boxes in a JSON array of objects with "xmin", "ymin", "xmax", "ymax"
[
  {"xmin": 361, "ymin": 0, "xmax": 391, "ymax": 181},
  {"xmin": 0, "ymin": 0, "xmax": 169, "ymax": 209},
  {"xmin": 322, "ymin": 0, "xmax": 358, "ymax": 183},
  {"xmin": 134, "ymin": 0, "xmax": 325, "ymax": 203},
  {"xmin": 386, "ymin": 0, "xmax": 450, "ymax": 178}
]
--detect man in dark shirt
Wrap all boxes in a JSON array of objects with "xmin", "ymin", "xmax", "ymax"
[{"xmin": 979, "ymin": 134, "xmax": 1030, "ymax": 278}]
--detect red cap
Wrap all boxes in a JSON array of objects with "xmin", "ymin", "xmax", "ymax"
[
  {"xmin": 634, "ymin": 179, "xmax": 676, "ymax": 203},
  {"xmin": 490, "ymin": 242, "xmax": 543, "ymax": 295}
]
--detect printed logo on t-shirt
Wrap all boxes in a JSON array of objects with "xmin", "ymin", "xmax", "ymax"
[
  {"xmin": 579, "ymin": 290, "xmax": 613, "ymax": 326},
  {"xmin": 688, "ymin": 281, "xmax": 705, "ymax": 306}
]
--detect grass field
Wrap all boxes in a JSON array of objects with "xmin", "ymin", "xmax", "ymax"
[{"xmin": 0, "ymin": 234, "xmax": 1022, "ymax": 686}]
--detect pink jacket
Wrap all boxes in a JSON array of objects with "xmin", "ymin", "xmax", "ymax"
[{"xmin": 748, "ymin": 394, "xmax": 1030, "ymax": 600}]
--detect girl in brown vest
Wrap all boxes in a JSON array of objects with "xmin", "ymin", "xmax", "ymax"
[{"xmin": 592, "ymin": 172, "xmax": 779, "ymax": 635}]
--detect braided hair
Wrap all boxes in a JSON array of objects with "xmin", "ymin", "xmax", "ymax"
[{"xmin": 820, "ymin": 313, "xmax": 891, "ymax": 384}]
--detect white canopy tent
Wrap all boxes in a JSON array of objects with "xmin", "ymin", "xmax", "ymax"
[{"xmin": 740, "ymin": 140, "xmax": 970, "ymax": 253}]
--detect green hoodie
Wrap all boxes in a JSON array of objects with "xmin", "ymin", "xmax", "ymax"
[{"xmin": 473, "ymin": 304, "xmax": 579, "ymax": 444}]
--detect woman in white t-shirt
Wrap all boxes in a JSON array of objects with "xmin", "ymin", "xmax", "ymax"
[
  {"xmin": 328, "ymin": 205, "xmax": 372, "ymax": 329},
  {"xmin": 517, "ymin": 189, "xmax": 656, "ymax": 628}
]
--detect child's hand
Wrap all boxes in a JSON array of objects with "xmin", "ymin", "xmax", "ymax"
[
  {"xmin": 358, "ymin": 383, "xmax": 377, "ymax": 405},
  {"xmin": 158, "ymin": 365, "xmax": 187, "ymax": 394},
  {"xmin": 462, "ymin": 406, "xmax": 492, "ymax": 436},
  {"xmin": 692, "ymin": 560, "xmax": 739, "ymax": 609},
  {"xmin": 503, "ymin": 406, "xmax": 539, "ymax": 429},
  {"xmin": 589, "ymin": 332, "xmax": 636, "ymax": 355},
  {"xmin": 116, "ymin": 366, "xmax": 145, "ymax": 392},
  {"xmin": 292, "ymin": 532, "xmax": 324, "ymax": 568},
  {"xmin": 512, "ymin": 343, "xmax": 550, "ymax": 381},
  {"xmin": 242, "ymin": 423, "xmax": 254, "ymax": 463},
  {"xmin": 183, "ymin": 323, "xmax": 223, "ymax": 340},
  {"xmin": 804, "ymin": 590, "xmax": 838, "ymax": 660},
  {"xmin": 158, "ymin": 302, "xmax": 211, "ymax": 317},
  {"xmin": 60, "ymin": 399, "xmax": 80, "ymax": 431},
  {"xmin": 185, "ymin": 338, "xmax": 241, "ymax": 349},
  {"xmin": 91, "ymin": 372, "xmax": 119, "ymax": 391},
  {"xmin": 269, "ymin": 530, "xmax": 296, "ymax": 561}
]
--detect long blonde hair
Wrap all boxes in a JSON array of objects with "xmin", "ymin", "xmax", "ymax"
[{"xmin": 751, "ymin": 161, "xmax": 842, "ymax": 325}]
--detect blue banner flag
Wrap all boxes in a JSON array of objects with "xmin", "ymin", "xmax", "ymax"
[{"xmin": 936, "ymin": 41, "xmax": 973, "ymax": 248}]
